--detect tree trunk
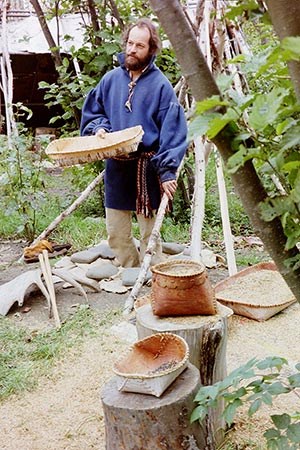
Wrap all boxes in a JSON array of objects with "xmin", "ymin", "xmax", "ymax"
[
  {"xmin": 148, "ymin": 0, "xmax": 300, "ymax": 301},
  {"xmin": 267, "ymin": 0, "xmax": 300, "ymax": 100},
  {"xmin": 29, "ymin": 0, "xmax": 62, "ymax": 68},
  {"xmin": 87, "ymin": 0, "xmax": 102, "ymax": 47},
  {"xmin": 101, "ymin": 363, "xmax": 206, "ymax": 449}
]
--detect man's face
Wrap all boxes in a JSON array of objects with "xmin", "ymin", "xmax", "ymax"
[{"xmin": 125, "ymin": 26, "xmax": 152, "ymax": 71}]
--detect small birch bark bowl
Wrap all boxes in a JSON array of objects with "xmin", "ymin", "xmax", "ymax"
[{"xmin": 113, "ymin": 333, "xmax": 189, "ymax": 397}]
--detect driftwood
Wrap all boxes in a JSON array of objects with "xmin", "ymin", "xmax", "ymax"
[{"xmin": 101, "ymin": 363, "xmax": 205, "ymax": 449}]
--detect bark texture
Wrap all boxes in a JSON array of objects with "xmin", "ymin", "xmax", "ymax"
[
  {"xmin": 148, "ymin": 0, "xmax": 300, "ymax": 300},
  {"xmin": 101, "ymin": 363, "xmax": 204, "ymax": 449},
  {"xmin": 29, "ymin": 0, "xmax": 62, "ymax": 68},
  {"xmin": 136, "ymin": 303, "xmax": 230, "ymax": 447},
  {"xmin": 267, "ymin": 0, "xmax": 300, "ymax": 100}
]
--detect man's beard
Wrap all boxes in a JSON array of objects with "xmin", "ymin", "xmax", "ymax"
[{"xmin": 125, "ymin": 53, "xmax": 152, "ymax": 71}]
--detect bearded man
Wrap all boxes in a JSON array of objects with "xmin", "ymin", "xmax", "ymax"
[{"xmin": 80, "ymin": 18, "xmax": 187, "ymax": 268}]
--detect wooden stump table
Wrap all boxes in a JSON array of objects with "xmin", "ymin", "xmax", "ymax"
[
  {"xmin": 135, "ymin": 301, "xmax": 233, "ymax": 447},
  {"xmin": 101, "ymin": 363, "xmax": 205, "ymax": 450}
]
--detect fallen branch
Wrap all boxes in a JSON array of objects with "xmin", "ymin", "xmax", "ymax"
[
  {"xmin": 31, "ymin": 169, "xmax": 105, "ymax": 246},
  {"xmin": 123, "ymin": 159, "xmax": 185, "ymax": 316}
]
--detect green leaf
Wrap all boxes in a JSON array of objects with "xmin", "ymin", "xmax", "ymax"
[
  {"xmin": 288, "ymin": 373, "xmax": 300, "ymax": 388},
  {"xmin": 190, "ymin": 405, "xmax": 208, "ymax": 423},
  {"xmin": 272, "ymin": 414, "xmax": 291, "ymax": 429},
  {"xmin": 248, "ymin": 398, "xmax": 262, "ymax": 416},
  {"xmin": 281, "ymin": 125, "xmax": 300, "ymax": 150},
  {"xmin": 207, "ymin": 109, "xmax": 239, "ymax": 139},
  {"xmin": 264, "ymin": 428, "xmax": 281, "ymax": 439},
  {"xmin": 188, "ymin": 113, "xmax": 215, "ymax": 140},
  {"xmin": 276, "ymin": 118, "xmax": 297, "ymax": 135},
  {"xmin": 281, "ymin": 37, "xmax": 300, "ymax": 59},
  {"xmin": 227, "ymin": 144, "xmax": 260, "ymax": 173},
  {"xmin": 287, "ymin": 423, "xmax": 300, "ymax": 443},
  {"xmin": 248, "ymin": 88, "xmax": 288, "ymax": 131},
  {"xmin": 195, "ymin": 96, "xmax": 228, "ymax": 114},
  {"xmin": 224, "ymin": 399, "xmax": 242, "ymax": 425},
  {"xmin": 267, "ymin": 382, "xmax": 290, "ymax": 395},
  {"xmin": 260, "ymin": 392, "xmax": 273, "ymax": 406},
  {"xmin": 257, "ymin": 357, "xmax": 287, "ymax": 371}
]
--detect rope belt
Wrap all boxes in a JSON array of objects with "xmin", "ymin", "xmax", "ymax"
[{"xmin": 113, "ymin": 151, "xmax": 164, "ymax": 218}]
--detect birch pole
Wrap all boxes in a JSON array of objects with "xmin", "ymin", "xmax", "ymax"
[
  {"xmin": 123, "ymin": 159, "xmax": 185, "ymax": 316},
  {"xmin": 0, "ymin": 1, "xmax": 18, "ymax": 142},
  {"xmin": 188, "ymin": 0, "xmax": 238, "ymax": 274},
  {"xmin": 30, "ymin": 170, "xmax": 105, "ymax": 246},
  {"xmin": 190, "ymin": 136, "xmax": 206, "ymax": 262}
]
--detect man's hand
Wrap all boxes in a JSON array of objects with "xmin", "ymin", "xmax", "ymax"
[
  {"xmin": 95, "ymin": 128, "xmax": 107, "ymax": 138},
  {"xmin": 162, "ymin": 180, "xmax": 177, "ymax": 200}
]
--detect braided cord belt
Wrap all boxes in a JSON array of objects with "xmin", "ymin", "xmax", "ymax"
[{"xmin": 113, "ymin": 151, "xmax": 164, "ymax": 218}]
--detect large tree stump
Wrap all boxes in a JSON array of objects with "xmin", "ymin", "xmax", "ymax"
[
  {"xmin": 136, "ymin": 302, "xmax": 231, "ymax": 378},
  {"xmin": 101, "ymin": 363, "xmax": 205, "ymax": 450},
  {"xmin": 135, "ymin": 302, "xmax": 233, "ymax": 448}
]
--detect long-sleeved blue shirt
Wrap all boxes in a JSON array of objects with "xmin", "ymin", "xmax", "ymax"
[{"xmin": 80, "ymin": 53, "xmax": 187, "ymax": 211}]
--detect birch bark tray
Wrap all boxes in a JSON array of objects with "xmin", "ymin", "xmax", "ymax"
[
  {"xmin": 113, "ymin": 333, "xmax": 189, "ymax": 397},
  {"xmin": 215, "ymin": 261, "xmax": 296, "ymax": 321},
  {"xmin": 45, "ymin": 125, "xmax": 144, "ymax": 166}
]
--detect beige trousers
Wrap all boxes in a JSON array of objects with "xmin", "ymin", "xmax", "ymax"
[{"xmin": 106, "ymin": 208, "xmax": 164, "ymax": 268}]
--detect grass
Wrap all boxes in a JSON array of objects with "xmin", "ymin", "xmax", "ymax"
[
  {"xmin": 235, "ymin": 247, "xmax": 271, "ymax": 267},
  {"xmin": 0, "ymin": 305, "xmax": 121, "ymax": 401}
]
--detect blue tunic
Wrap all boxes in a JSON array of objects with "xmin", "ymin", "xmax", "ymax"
[{"xmin": 80, "ymin": 53, "xmax": 187, "ymax": 211}]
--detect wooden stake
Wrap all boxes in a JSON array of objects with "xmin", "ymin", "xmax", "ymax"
[{"xmin": 39, "ymin": 251, "xmax": 61, "ymax": 328}]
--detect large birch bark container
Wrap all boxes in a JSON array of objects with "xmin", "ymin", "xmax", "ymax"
[{"xmin": 151, "ymin": 259, "xmax": 217, "ymax": 316}]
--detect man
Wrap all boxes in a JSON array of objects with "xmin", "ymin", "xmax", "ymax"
[{"xmin": 80, "ymin": 18, "xmax": 187, "ymax": 267}]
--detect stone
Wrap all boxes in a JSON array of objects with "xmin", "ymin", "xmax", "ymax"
[
  {"xmin": 53, "ymin": 256, "xmax": 75, "ymax": 269},
  {"xmin": 86, "ymin": 261, "xmax": 118, "ymax": 280},
  {"xmin": 99, "ymin": 279, "xmax": 128, "ymax": 294},
  {"xmin": 162, "ymin": 242, "xmax": 186, "ymax": 255},
  {"xmin": 121, "ymin": 267, "xmax": 152, "ymax": 286},
  {"xmin": 71, "ymin": 243, "xmax": 115, "ymax": 264}
]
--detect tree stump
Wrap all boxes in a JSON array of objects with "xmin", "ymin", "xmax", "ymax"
[
  {"xmin": 101, "ymin": 363, "xmax": 205, "ymax": 450},
  {"xmin": 135, "ymin": 302, "xmax": 233, "ymax": 447}
]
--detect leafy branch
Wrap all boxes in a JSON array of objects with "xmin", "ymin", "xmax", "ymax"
[{"xmin": 191, "ymin": 357, "xmax": 300, "ymax": 449}]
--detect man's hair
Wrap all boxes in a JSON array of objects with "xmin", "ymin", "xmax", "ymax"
[{"xmin": 122, "ymin": 18, "xmax": 162, "ymax": 55}]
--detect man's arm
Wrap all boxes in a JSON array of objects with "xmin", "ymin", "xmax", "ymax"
[{"xmin": 80, "ymin": 85, "xmax": 112, "ymax": 136}]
